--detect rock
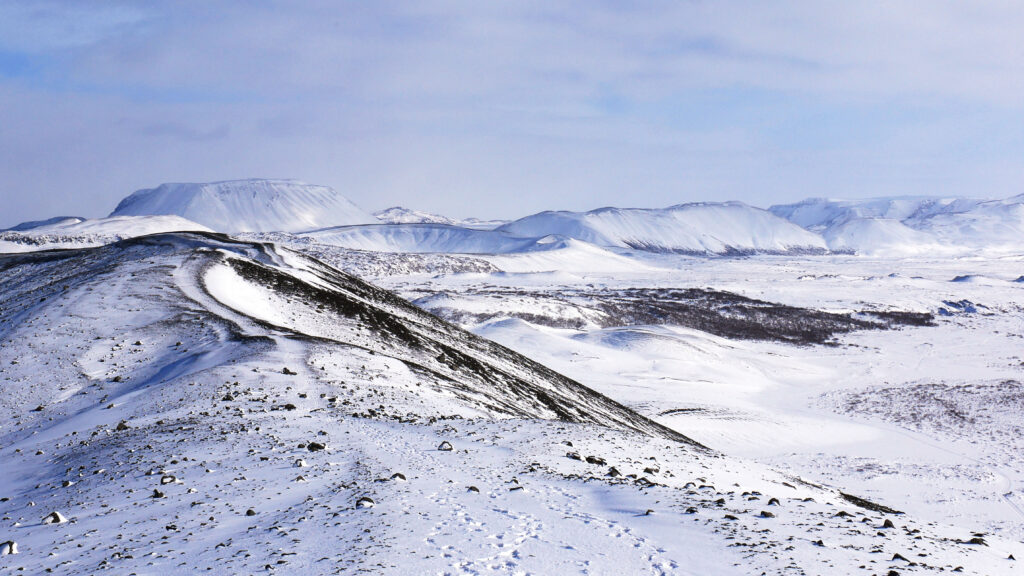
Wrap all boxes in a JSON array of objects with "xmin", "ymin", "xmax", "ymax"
[
  {"xmin": 42, "ymin": 511, "xmax": 67, "ymax": 524},
  {"xmin": 283, "ymin": 403, "xmax": 297, "ymax": 411},
  {"xmin": 437, "ymin": 441, "xmax": 453, "ymax": 452},
  {"xmin": 282, "ymin": 367, "xmax": 297, "ymax": 375},
  {"xmin": 643, "ymin": 466, "xmax": 659, "ymax": 475},
  {"xmin": 152, "ymin": 489, "xmax": 165, "ymax": 499},
  {"xmin": 963, "ymin": 536, "xmax": 987, "ymax": 545},
  {"xmin": 115, "ymin": 420, "xmax": 130, "ymax": 431},
  {"xmin": 566, "ymin": 452, "xmax": 581, "ymax": 461},
  {"xmin": 892, "ymin": 553, "xmax": 908, "ymax": 562},
  {"xmin": 0, "ymin": 541, "xmax": 18, "ymax": 555},
  {"xmin": 61, "ymin": 480, "xmax": 75, "ymax": 487},
  {"xmin": 584, "ymin": 456, "xmax": 606, "ymax": 466},
  {"xmin": 723, "ymin": 514, "xmax": 738, "ymax": 521},
  {"xmin": 390, "ymin": 473, "xmax": 406, "ymax": 481},
  {"xmin": 160, "ymin": 475, "xmax": 177, "ymax": 485},
  {"xmin": 306, "ymin": 442, "xmax": 325, "ymax": 452},
  {"xmin": 759, "ymin": 510, "xmax": 775, "ymax": 518},
  {"xmin": 467, "ymin": 486, "xmax": 479, "ymax": 493},
  {"xmin": 882, "ymin": 519, "xmax": 895, "ymax": 529},
  {"xmin": 245, "ymin": 509, "xmax": 256, "ymax": 516},
  {"xmin": 355, "ymin": 497, "xmax": 375, "ymax": 509},
  {"xmin": 767, "ymin": 497, "xmax": 780, "ymax": 506},
  {"xmin": 31, "ymin": 405, "xmax": 44, "ymax": 412},
  {"xmin": 294, "ymin": 459, "xmax": 307, "ymax": 468},
  {"xmin": 607, "ymin": 467, "xmax": 621, "ymax": 477}
]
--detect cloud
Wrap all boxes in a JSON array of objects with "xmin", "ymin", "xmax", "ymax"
[{"xmin": 1, "ymin": 1, "xmax": 1024, "ymax": 227}]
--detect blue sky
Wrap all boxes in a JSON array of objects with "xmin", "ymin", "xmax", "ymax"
[{"xmin": 2, "ymin": 0, "xmax": 1023, "ymax": 227}]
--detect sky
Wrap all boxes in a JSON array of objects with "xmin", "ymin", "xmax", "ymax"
[{"xmin": 1, "ymin": 0, "xmax": 1023, "ymax": 227}]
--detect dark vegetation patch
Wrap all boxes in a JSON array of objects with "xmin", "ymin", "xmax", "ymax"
[
  {"xmin": 421, "ymin": 287, "xmax": 934, "ymax": 346},
  {"xmin": 840, "ymin": 492, "xmax": 903, "ymax": 515}
]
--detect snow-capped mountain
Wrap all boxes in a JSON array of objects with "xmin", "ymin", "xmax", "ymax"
[
  {"xmin": 498, "ymin": 202, "xmax": 828, "ymax": 255},
  {"xmin": 373, "ymin": 207, "xmax": 507, "ymax": 230},
  {"xmin": 374, "ymin": 206, "xmax": 458, "ymax": 225},
  {"xmin": 110, "ymin": 179, "xmax": 376, "ymax": 233},
  {"xmin": 768, "ymin": 196, "xmax": 984, "ymax": 231},
  {"xmin": 771, "ymin": 195, "xmax": 1024, "ymax": 254}
]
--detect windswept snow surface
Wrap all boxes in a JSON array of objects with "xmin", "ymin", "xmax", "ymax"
[
  {"xmin": 498, "ymin": 202, "xmax": 828, "ymax": 255},
  {"xmin": 4, "ymin": 233, "xmax": 1020, "ymax": 574},
  {"xmin": 0, "ymin": 215, "xmax": 210, "ymax": 253},
  {"xmin": 110, "ymin": 179, "xmax": 376, "ymax": 232}
]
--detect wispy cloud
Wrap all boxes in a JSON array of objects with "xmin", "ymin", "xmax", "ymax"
[{"xmin": 1, "ymin": 1, "xmax": 1023, "ymax": 226}]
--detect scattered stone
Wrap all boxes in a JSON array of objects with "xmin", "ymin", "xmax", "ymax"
[
  {"xmin": 152, "ymin": 489, "xmax": 165, "ymax": 499},
  {"xmin": 892, "ymin": 553, "xmax": 909, "ymax": 562},
  {"xmin": 437, "ymin": 441, "xmax": 453, "ymax": 452},
  {"xmin": 306, "ymin": 442, "xmax": 326, "ymax": 452},
  {"xmin": 355, "ymin": 497, "xmax": 375, "ymax": 509},
  {"xmin": 467, "ymin": 486, "xmax": 479, "ymax": 493},
  {"xmin": 723, "ymin": 514, "xmax": 738, "ymax": 521},
  {"xmin": 759, "ymin": 510, "xmax": 775, "ymax": 518},
  {"xmin": 31, "ymin": 405, "xmax": 44, "ymax": 412},
  {"xmin": 294, "ymin": 459, "xmax": 307, "ymax": 468},
  {"xmin": 607, "ymin": 467, "xmax": 621, "ymax": 477},
  {"xmin": 390, "ymin": 473, "xmax": 406, "ymax": 481},
  {"xmin": 566, "ymin": 451, "xmax": 581, "ymax": 461},
  {"xmin": 882, "ymin": 519, "xmax": 895, "ymax": 529},
  {"xmin": 767, "ymin": 498, "xmax": 780, "ymax": 506},
  {"xmin": 282, "ymin": 367, "xmax": 297, "ymax": 375},
  {"xmin": 115, "ymin": 421, "xmax": 130, "ymax": 431},
  {"xmin": 283, "ymin": 403, "xmax": 297, "ymax": 411},
  {"xmin": 42, "ymin": 511, "xmax": 67, "ymax": 525},
  {"xmin": 245, "ymin": 509, "xmax": 257, "ymax": 516},
  {"xmin": 160, "ymin": 475, "xmax": 177, "ymax": 485},
  {"xmin": 584, "ymin": 456, "xmax": 606, "ymax": 466}
]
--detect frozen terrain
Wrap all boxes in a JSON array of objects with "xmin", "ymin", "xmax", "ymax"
[
  {"xmin": 2, "ymin": 187, "xmax": 1024, "ymax": 574},
  {"xmin": 111, "ymin": 179, "xmax": 377, "ymax": 232}
]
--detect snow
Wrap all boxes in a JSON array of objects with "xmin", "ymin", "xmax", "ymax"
[
  {"xmin": 374, "ymin": 206, "xmax": 459, "ymax": 225},
  {"xmin": 110, "ymin": 179, "xmax": 376, "ymax": 233},
  {"xmin": 300, "ymin": 223, "xmax": 542, "ymax": 254},
  {"xmin": 771, "ymin": 194, "xmax": 1024, "ymax": 255},
  {"xmin": 5, "ymin": 193, "xmax": 1024, "ymax": 574},
  {"xmin": 0, "ymin": 215, "xmax": 211, "ymax": 253},
  {"xmin": 498, "ymin": 202, "xmax": 828, "ymax": 254}
]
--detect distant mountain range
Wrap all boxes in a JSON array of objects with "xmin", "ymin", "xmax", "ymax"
[{"xmin": 4, "ymin": 179, "xmax": 1023, "ymax": 256}]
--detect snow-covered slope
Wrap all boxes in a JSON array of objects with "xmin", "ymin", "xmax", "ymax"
[
  {"xmin": 771, "ymin": 195, "xmax": 1024, "ymax": 254},
  {"xmin": 768, "ymin": 196, "xmax": 983, "ymax": 232},
  {"xmin": 110, "ymin": 179, "xmax": 376, "ymax": 232},
  {"xmin": 373, "ymin": 207, "xmax": 507, "ymax": 230},
  {"xmin": 3, "ymin": 233, "xmax": 1018, "ymax": 574},
  {"xmin": 821, "ymin": 218, "xmax": 957, "ymax": 256},
  {"xmin": 0, "ymin": 215, "xmax": 210, "ymax": 253},
  {"xmin": 498, "ymin": 202, "xmax": 828, "ymax": 255},
  {"xmin": 374, "ymin": 206, "xmax": 458, "ymax": 225},
  {"xmin": 2, "ymin": 216, "xmax": 85, "ymax": 232},
  {"xmin": 301, "ymin": 223, "xmax": 544, "ymax": 254}
]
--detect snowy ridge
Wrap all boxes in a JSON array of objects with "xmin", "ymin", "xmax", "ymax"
[
  {"xmin": 374, "ymin": 206, "xmax": 458, "ymax": 225},
  {"xmin": 300, "ymin": 223, "xmax": 541, "ymax": 254},
  {"xmin": 0, "ymin": 215, "xmax": 210, "ymax": 253},
  {"xmin": 498, "ymin": 202, "xmax": 828, "ymax": 255},
  {"xmin": 771, "ymin": 195, "xmax": 1024, "ymax": 255},
  {"xmin": 111, "ymin": 179, "xmax": 376, "ymax": 233}
]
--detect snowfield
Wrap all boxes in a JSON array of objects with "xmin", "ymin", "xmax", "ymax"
[{"xmin": 2, "ymin": 186, "xmax": 1024, "ymax": 574}]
